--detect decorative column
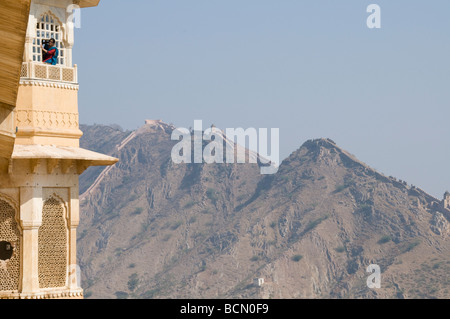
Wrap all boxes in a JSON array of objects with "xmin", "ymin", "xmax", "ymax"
[
  {"xmin": 19, "ymin": 186, "xmax": 42, "ymax": 296},
  {"xmin": 68, "ymin": 186, "xmax": 80, "ymax": 290}
]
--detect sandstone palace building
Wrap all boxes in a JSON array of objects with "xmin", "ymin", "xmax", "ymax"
[{"xmin": 0, "ymin": 0, "xmax": 117, "ymax": 299}]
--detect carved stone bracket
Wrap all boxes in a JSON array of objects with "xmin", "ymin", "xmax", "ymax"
[
  {"xmin": 76, "ymin": 160, "xmax": 92, "ymax": 174},
  {"xmin": 30, "ymin": 159, "xmax": 41, "ymax": 174},
  {"xmin": 60, "ymin": 160, "xmax": 73, "ymax": 174},
  {"xmin": 47, "ymin": 159, "xmax": 59, "ymax": 174}
]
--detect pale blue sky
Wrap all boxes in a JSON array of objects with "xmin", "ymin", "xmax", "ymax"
[{"xmin": 74, "ymin": 0, "xmax": 450, "ymax": 198}]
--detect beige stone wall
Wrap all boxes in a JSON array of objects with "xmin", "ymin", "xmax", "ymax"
[
  {"xmin": 15, "ymin": 83, "xmax": 82, "ymax": 147},
  {"xmin": 0, "ymin": 159, "xmax": 83, "ymax": 299},
  {"xmin": 0, "ymin": 0, "xmax": 111, "ymax": 300}
]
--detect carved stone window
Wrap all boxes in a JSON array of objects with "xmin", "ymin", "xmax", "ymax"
[
  {"xmin": 0, "ymin": 199, "xmax": 20, "ymax": 292},
  {"xmin": 38, "ymin": 197, "xmax": 68, "ymax": 289},
  {"xmin": 33, "ymin": 12, "xmax": 65, "ymax": 65}
]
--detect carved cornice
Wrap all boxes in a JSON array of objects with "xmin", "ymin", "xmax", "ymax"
[
  {"xmin": 19, "ymin": 80, "xmax": 79, "ymax": 90},
  {"xmin": 16, "ymin": 127, "xmax": 83, "ymax": 139}
]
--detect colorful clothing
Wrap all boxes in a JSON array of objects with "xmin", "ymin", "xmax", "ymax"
[{"xmin": 43, "ymin": 44, "xmax": 58, "ymax": 65}]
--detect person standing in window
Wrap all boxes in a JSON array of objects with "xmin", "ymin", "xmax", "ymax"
[{"xmin": 41, "ymin": 38, "xmax": 58, "ymax": 65}]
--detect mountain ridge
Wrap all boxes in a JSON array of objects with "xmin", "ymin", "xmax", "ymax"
[{"xmin": 78, "ymin": 121, "xmax": 450, "ymax": 299}]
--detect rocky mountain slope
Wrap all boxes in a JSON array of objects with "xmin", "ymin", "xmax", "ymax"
[{"xmin": 78, "ymin": 122, "xmax": 450, "ymax": 299}]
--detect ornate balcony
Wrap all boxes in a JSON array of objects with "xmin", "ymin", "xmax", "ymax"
[{"xmin": 20, "ymin": 62, "xmax": 78, "ymax": 84}]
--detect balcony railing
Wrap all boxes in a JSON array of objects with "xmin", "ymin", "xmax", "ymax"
[{"xmin": 20, "ymin": 62, "xmax": 78, "ymax": 84}]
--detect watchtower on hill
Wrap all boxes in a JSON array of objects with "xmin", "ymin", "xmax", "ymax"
[{"xmin": 443, "ymin": 191, "xmax": 450, "ymax": 210}]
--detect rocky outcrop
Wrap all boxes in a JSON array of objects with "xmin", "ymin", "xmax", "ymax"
[{"xmin": 430, "ymin": 212, "xmax": 450, "ymax": 237}]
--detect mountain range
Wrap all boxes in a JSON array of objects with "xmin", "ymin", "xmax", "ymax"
[{"xmin": 77, "ymin": 120, "xmax": 450, "ymax": 299}]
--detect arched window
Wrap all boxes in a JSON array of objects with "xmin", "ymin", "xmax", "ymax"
[
  {"xmin": 38, "ymin": 197, "xmax": 68, "ymax": 289},
  {"xmin": 0, "ymin": 199, "xmax": 20, "ymax": 292},
  {"xmin": 33, "ymin": 12, "xmax": 66, "ymax": 65}
]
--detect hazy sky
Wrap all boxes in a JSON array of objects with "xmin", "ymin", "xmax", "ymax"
[{"xmin": 74, "ymin": 0, "xmax": 450, "ymax": 198}]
